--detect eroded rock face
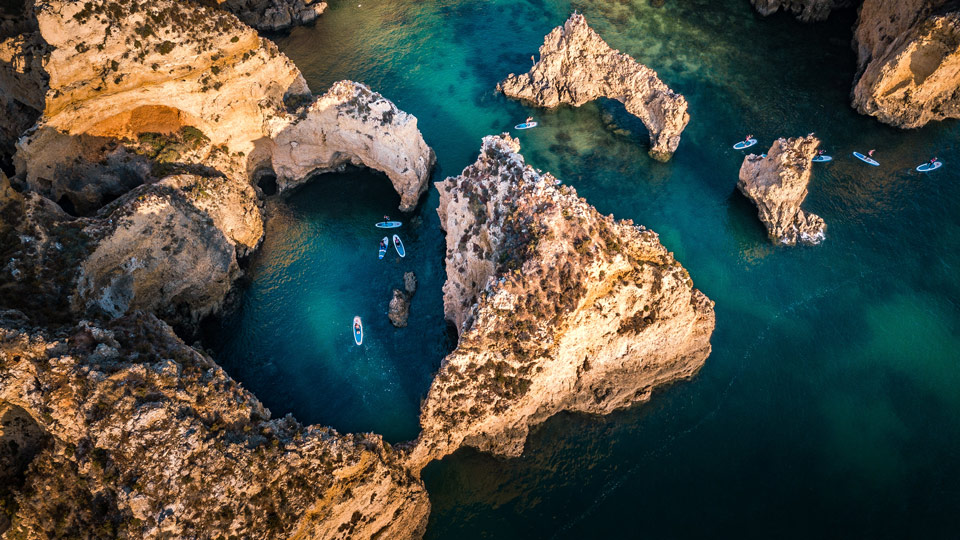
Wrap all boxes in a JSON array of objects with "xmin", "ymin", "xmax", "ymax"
[
  {"xmin": 497, "ymin": 14, "xmax": 689, "ymax": 161},
  {"xmin": 216, "ymin": 0, "xmax": 327, "ymax": 31},
  {"xmin": 737, "ymin": 135, "xmax": 826, "ymax": 246},
  {"xmin": 406, "ymin": 135, "xmax": 715, "ymax": 469},
  {"xmin": 272, "ymin": 81, "xmax": 436, "ymax": 212},
  {"xmin": 852, "ymin": 0, "xmax": 960, "ymax": 128},
  {"xmin": 8, "ymin": 0, "xmax": 433, "ymax": 214},
  {"xmin": 750, "ymin": 0, "xmax": 850, "ymax": 21},
  {"xmin": 0, "ymin": 312, "xmax": 429, "ymax": 539}
]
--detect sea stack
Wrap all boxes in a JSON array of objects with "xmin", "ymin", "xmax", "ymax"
[
  {"xmin": 851, "ymin": 0, "xmax": 960, "ymax": 128},
  {"xmin": 405, "ymin": 134, "xmax": 715, "ymax": 470},
  {"xmin": 737, "ymin": 135, "xmax": 826, "ymax": 246},
  {"xmin": 497, "ymin": 14, "xmax": 689, "ymax": 162}
]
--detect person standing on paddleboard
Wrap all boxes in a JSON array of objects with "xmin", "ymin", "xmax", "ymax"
[{"xmin": 868, "ymin": 149, "xmax": 876, "ymax": 157}]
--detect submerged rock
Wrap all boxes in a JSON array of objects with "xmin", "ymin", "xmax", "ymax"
[
  {"xmin": 217, "ymin": 0, "xmax": 327, "ymax": 31},
  {"xmin": 406, "ymin": 135, "xmax": 715, "ymax": 470},
  {"xmin": 388, "ymin": 272, "xmax": 419, "ymax": 328},
  {"xmin": 852, "ymin": 0, "xmax": 960, "ymax": 128},
  {"xmin": 389, "ymin": 289, "xmax": 411, "ymax": 328},
  {"xmin": 737, "ymin": 135, "xmax": 826, "ymax": 246},
  {"xmin": 750, "ymin": 0, "xmax": 849, "ymax": 21},
  {"xmin": 497, "ymin": 14, "xmax": 689, "ymax": 162},
  {"xmin": 0, "ymin": 312, "xmax": 430, "ymax": 539}
]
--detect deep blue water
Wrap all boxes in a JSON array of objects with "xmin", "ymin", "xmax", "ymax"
[{"xmin": 208, "ymin": 0, "xmax": 960, "ymax": 537}]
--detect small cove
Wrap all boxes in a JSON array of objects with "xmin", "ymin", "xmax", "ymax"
[{"xmin": 207, "ymin": 1, "xmax": 960, "ymax": 537}]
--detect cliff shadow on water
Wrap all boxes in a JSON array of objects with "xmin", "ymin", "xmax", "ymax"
[{"xmin": 202, "ymin": 166, "xmax": 454, "ymax": 443}]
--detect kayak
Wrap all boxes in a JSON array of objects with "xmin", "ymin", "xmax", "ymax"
[
  {"xmin": 375, "ymin": 221, "xmax": 402, "ymax": 228},
  {"xmin": 353, "ymin": 316, "xmax": 363, "ymax": 346},
  {"xmin": 515, "ymin": 122, "xmax": 538, "ymax": 130},
  {"xmin": 393, "ymin": 234, "xmax": 405, "ymax": 258},
  {"xmin": 378, "ymin": 237, "xmax": 388, "ymax": 260},
  {"xmin": 917, "ymin": 161, "xmax": 942, "ymax": 172},
  {"xmin": 853, "ymin": 152, "xmax": 879, "ymax": 166},
  {"xmin": 812, "ymin": 155, "xmax": 833, "ymax": 162},
  {"xmin": 733, "ymin": 138, "xmax": 757, "ymax": 150}
]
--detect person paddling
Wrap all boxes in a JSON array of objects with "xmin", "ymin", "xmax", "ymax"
[
  {"xmin": 818, "ymin": 149, "xmax": 825, "ymax": 155},
  {"xmin": 931, "ymin": 157, "xmax": 939, "ymax": 164},
  {"xmin": 525, "ymin": 116, "xmax": 533, "ymax": 124},
  {"xmin": 868, "ymin": 149, "xmax": 876, "ymax": 157}
]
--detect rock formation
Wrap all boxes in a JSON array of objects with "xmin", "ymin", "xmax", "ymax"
[
  {"xmin": 272, "ymin": 81, "xmax": 436, "ymax": 211},
  {"xmin": 750, "ymin": 0, "xmax": 850, "ymax": 21},
  {"xmin": 497, "ymin": 14, "xmax": 689, "ymax": 162},
  {"xmin": 405, "ymin": 135, "xmax": 715, "ymax": 470},
  {"xmin": 0, "ymin": 312, "xmax": 429, "ymax": 539},
  {"xmin": 387, "ymin": 272, "xmax": 419, "ymax": 328},
  {"xmin": 216, "ymin": 0, "xmax": 327, "ymax": 31},
  {"xmin": 737, "ymin": 135, "xmax": 826, "ymax": 246},
  {"xmin": 7, "ymin": 0, "xmax": 433, "ymax": 214},
  {"xmin": 851, "ymin": 0, "xmax": 960, "ymax": 128},
  {"xmin": 388, "ymin": 289, "xmax": 411, "ymax": 328}
]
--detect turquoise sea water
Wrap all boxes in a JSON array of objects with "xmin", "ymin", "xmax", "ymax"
[{"xmin": 207, "ymin": 0, "xmax": 960, "ymax": 537}]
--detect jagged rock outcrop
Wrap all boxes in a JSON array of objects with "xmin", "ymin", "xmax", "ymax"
[
  {"xmin": 8, "ymin": 0, "xmax": 433, "ymax": 213},
  {"xmin": 750, "ymin": 0, "xmax": 850, "ymax": 21},
  {"xmin": 0, "ymin": 312, "xmax": 429, "ymax": 539},
  {"xmin": 737, "ymin": 135, "xmax": 826, "ymax": 246},
  {"xmin": 271, "ymin": 81, "xmax": 436, "ymax": 212},
  {"xmin": 852, "ymin": 0, "xmax": 960, "ymax": 128},
  {"xmin": 388, "ymin": 289, "xmax": 410, "ymax": 328},
  {"xmin": 216, "ymin": 0, "xmax": 327, "ymax": 31},
  {"xmin": 387, "ymin": 272, "xmax": 419, "ymax": 328},
  {"xmin": 497, "ymin": 14, "xmax": 689, "ymax": 161},
  {"xmin": 405, "ymin": 135, "xmax": 715, "ymax": 470},
  {"xmin": 0, "ymin": 165, "xmax": 262, "ymax": 328}
]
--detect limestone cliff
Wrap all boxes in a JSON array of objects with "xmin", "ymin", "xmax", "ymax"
[
  {"xmin": 497, "ymin": 14, "xmax": 689, "ymax": 162},
  {"xmin": 272, "ymin": 81, "xmax": 436, "ymax": 212},
  {"xmin": 216, "ymin": 0, "xmax": 327, "ymax": 31},
  {"xmin": 0, "ymin": 312, "xmax": 429, "ymax": 539},
  {"xmin": 852, "ymin": 0, "xmax": 960, "ymax": 128},
  {"xmin": 737, "ymin": 135, "xmax": 826, "ymax": 246},
  {"xmin": 406, "ymin": 135, "xmax": 715, "ymax": 469},
  {"xmin": 8, "ymin": 0, "xmax": 433, "ymax": 214},
  {"xmin": 750, "ymin": 0, "xmax": 850, "ymax": 21}
]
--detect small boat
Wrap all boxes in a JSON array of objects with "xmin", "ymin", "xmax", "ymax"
[
  {"xmin": 378, "ymin": 237, "xmax": 388, "ymax": 260},
  {"xmin": 917, "ymin": 161, "xmax": 942, "ymax": 172},
  {"xmin": 352, "ymin": 316, "xmax": 363, "ymax": 346},
  {"xmin": 375, "ymin": 221, "xmax": 402, "ymax": 229},
  {"xmin": 393, "ymin": 234, "xmax": 405, "ymax": 258},
  {"xmin": 733, "ymin": 138, "xmax": 757, "ymax": 150},
  {"xmin": 515, "ymin": 121, "xmax": 538, "ymax": 130},
  {"xmin": 853, "ymin": 152, "xmax": 879, "ymax": 166},
  {"xmin": 812, "ymin": 155, "xmax": 833, "ymax": 162}
]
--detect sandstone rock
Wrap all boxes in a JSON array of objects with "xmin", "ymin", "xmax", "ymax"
[
  {"xmin": 750, "ymin": 0, "xmax": 850, "ymax": 21},
  {"xmin": 406, "ymin": 135, "xmax": 715, "ymax": 470},
  {"xmin": 852, "ymin": 0, "xmax": 960, "ymax": 128},
  {"xmin": 216, "ymin": 0, "xmax": 328, "ymax": 32},
  {"xmin": 404, "ymin": 271, "xmax": 418, "ymax": 295},
  {"xmin": 737, "ymin": 135, "xmax": 826, "ymax": 246},
  {"xmin": 497, "ymin": 14, "xmax": 689, "ymax": 161},
  {"xmin": 8, "ymin": 0, "xmax": 433, "ymax": 214},
  {"xmin": 388, "ymin": 288, "xmax": 410, "ymax": 328},
  {"xmin": 271, "ymin": 81, "xmax": 436, "ymax": 212},
  {"xmin": 0, "ymin": 312, "xmax": 430, "ymax": 539}
]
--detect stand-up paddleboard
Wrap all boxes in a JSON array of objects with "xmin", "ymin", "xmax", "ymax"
[
  {"xmin": 352, "ymin": 316, "xmax": 363, "ymax": 346},
  {"xmin": 812, "ymin": 155, "xmax": 833, "ymax": 162},
  {"xmin": 917, "ymin": 161, "xmax": 942, "ymax": 172},
  {"xmin": 393, "ymin": 234, "xmax": 405, "ymax": 258},
  {"xmin": 376, "ymin": 221, "xmax": 402, "ymax": 229},
  {"xmin": 853, "ymin": 152, "xmax": 879, "ymax": 166},
  {"xmin": 378, "ymin": 237, "xmax": 388, "ymax": 260},
  {"xmin": 515, "ymin": 122, "xmax": 538, "ymax": 130},
  {"xmin": 760, "ymin": 154, "xmax": 767, "ymax": 158},
  {"xmin": 733, "ymin": 138, "xmax": 757, "ymax": 150}
]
